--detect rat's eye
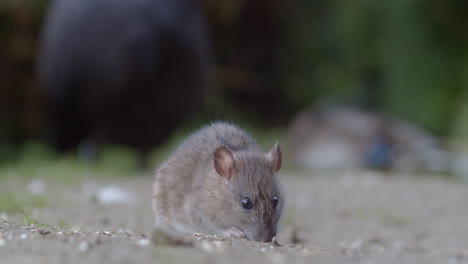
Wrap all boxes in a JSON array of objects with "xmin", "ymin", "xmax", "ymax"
[
  {"xmin": 242, "ymin": 197, "xmax": 252, "ymax": 210},
  {"xmin": 272, "ymin": 196, "xmax": 279, "ymax": 208}
]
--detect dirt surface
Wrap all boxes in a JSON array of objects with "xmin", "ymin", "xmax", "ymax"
[{"xmin": 1, "ymin": 172, "xmax": 468, "ymax": 263}]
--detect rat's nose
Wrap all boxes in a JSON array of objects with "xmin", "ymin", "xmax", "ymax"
[{"xmin": 254, "ymin": 230, "xmax": 275, "ymax": 242}]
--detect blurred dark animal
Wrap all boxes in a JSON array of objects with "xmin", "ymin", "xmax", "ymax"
[
  {"xmin": 37, "ymin": 0, "xmax": 212, "ymax": 166},
  {"xmin": 286, "ymin": 104, "xmax": 450, "ymax": 173}
]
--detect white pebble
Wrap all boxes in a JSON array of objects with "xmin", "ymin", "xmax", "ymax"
[
  {"xmin": 20, "ymin": 234, "xmax": 27, "ymax": 239},
  {"xmin": 138, "ymin": 239, "xmax": 150, "ymax": 246},
  {"xmin": 201, "ymin": 241, "xmax": 214, "ymax": 252},
  {"xmin": 1, "ymin": 214, "xmax": 8, "ymax": 221},
  {"xmin": 213, "ymin": 240, "xmax": 223, "ymax": 248},
  {"xmin": 0, "ymin": 239, "xmax": 5, "ymax": 246},
  {"xmin": 95, "ymin": 186, "xmax": 135, "ymax": 204},
  {"xmin": 260, "ymin": 247, "xmax": 267, "ymax": 252},
  {"xmin": 28, "ymin": 180, "xmax": 46, "ymax": 195},
  {"xmin": 57, "ymin": 231, "xmax": 63, "ymax": 235},
  {"xmin": 78, "ymin": 242, "xmax": 89, "ymax": 252}
]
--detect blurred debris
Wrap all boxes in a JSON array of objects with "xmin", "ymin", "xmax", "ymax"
[
  {"xmin": 198, "ymin": 239, "xmax": 231, "ymax": 253},
  {"xmin": 38, "ymin": 229, "xmax": 50, "ymax": 236},
  {"xmin": 78, "ymin": 241, "xmax": 89, "ymax": 252},
  {"xmin": 27, "ymin": 179, "xmax": 46, "ymax": 195},
  {"xmin": 200, "ymin": 240, "xmax": 216, "ymax": 252},
  {"xmin": 1, "ymin": 214, "xmax": 9, "ymax": 222},
  {"xmin": 138, "ymin": 238, "xmax": 151, "ymax": 246},
  {"xmin": 287, "ymin": 104, "xmax": 451, "ymax": 173},
  {"xmin": 93, "ymin": 186, "xmax": 135, "ymax": 205}
]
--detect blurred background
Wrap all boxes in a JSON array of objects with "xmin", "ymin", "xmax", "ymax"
[{"xmin": 1, "ymin": 0, "xmax": 468, "ymax": 179}]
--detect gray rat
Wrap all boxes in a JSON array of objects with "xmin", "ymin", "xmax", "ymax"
[{"xmin": 152, "ymin": 122, "xmax": 283, "ymax": 242}]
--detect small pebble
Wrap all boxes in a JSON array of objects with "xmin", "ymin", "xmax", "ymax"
[
  {"xmin": 0, "ymin": 239, "xmax": 5, "ymax": 246},
  {"xmin": 94, "ymin": 186, "xmax": 135, "ymax": 204},
  {"xmin": 38, "ymin": 230, "xmax": 50, "ymax": 236},
  {"xmin": 260, "ymin": 247, "xmax": 268, "ymax": 252},
  {"xmin": 213, "ymin": 240, "xmax": 223, "ymax": 248},
  {"xmin": 57, "ymin": 231, "xmax": 63, "ymax": 235},
  {"xmin": 0, "ymin": 214, "xmax": 8, "ymax": 221},
  {"xmin": 201, "ymin": 241, "xmax": 214, "ymax": 252},
  {"xmin": 193, "ymin": 233, "xmax": 204, "ymax": 240},
  {"xmin": 28, "ymin": 179, "xmax": 46, "ymax": 195},
  {"xmin": 78, "ymin": 242, "xmax": 89, "ymax": 252},
  {"xmin": 20, "ymin": 234, "xmax": 27, "ymax": 239},
  {"xmin": 138, "ymin": 239, "xmax": 150, "ymax": 246},
  {"xmin": 298, "ymin": 248, "xmax": 311, "ymax": 256}
]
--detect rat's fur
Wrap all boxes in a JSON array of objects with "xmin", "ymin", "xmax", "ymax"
[{"xmin": 152, "ymin": 122, "xmax": 283, "ymax": 242}]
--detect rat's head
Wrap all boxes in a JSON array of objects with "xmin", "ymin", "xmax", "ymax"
[{"xmin": 213, "ymin": 143, "xmax": 284, "ymax": 242}]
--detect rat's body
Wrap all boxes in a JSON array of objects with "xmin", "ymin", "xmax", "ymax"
[{"xmin": 152, "ymin": 122, "xmax": 283, "ymax": 242}]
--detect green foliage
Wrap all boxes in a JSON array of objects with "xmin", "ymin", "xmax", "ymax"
[
  {"xmin": 0, "ymin": 142, "xmax": 144, "ymax": 180},
  {"xmin": 0, "ymin": 193, "xmax": 48, "ymax": 214},
  {"xmin": 286, "ymin": 0, "xmax": 468, "ymax": 136},
  {"xmin": 19, "ymin": 209, "xmax": 48, "ymax": 226}
]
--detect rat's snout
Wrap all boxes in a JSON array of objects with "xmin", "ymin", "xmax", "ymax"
[
  {"xmin": 248, "ymin": 228, "xmax": 276, "ymax": 242},
  {"xmin": 258, "ymin": 232, "xmax": 275, "ymax": 243}
]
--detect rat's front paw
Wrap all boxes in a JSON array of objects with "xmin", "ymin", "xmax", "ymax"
[{"xmin": 222, "ymin": 227, "xmax": 246, "ymax": 239}]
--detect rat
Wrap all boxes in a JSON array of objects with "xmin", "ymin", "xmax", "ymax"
[{"xmin": 152, "ymin": 122, "xmax": 284, "ymax": 242}]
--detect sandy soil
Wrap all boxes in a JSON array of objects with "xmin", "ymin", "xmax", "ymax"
[{"xmin": 1, "ymin": 172, "xmax": 468, "ymax": 264}]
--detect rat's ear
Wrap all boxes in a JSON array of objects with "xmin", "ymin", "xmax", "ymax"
[
  {"xmin": 267, "ymin": 142, "xmax": 282, "ymax": 172},
  {"xmin": 214, "ymin": 147, "xmax": 235, "ymax": 181}
]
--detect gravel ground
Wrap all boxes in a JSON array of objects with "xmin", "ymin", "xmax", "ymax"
[{"xmin": 1, "ymin": 172, "xmax": 468, "ymax": 264}]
